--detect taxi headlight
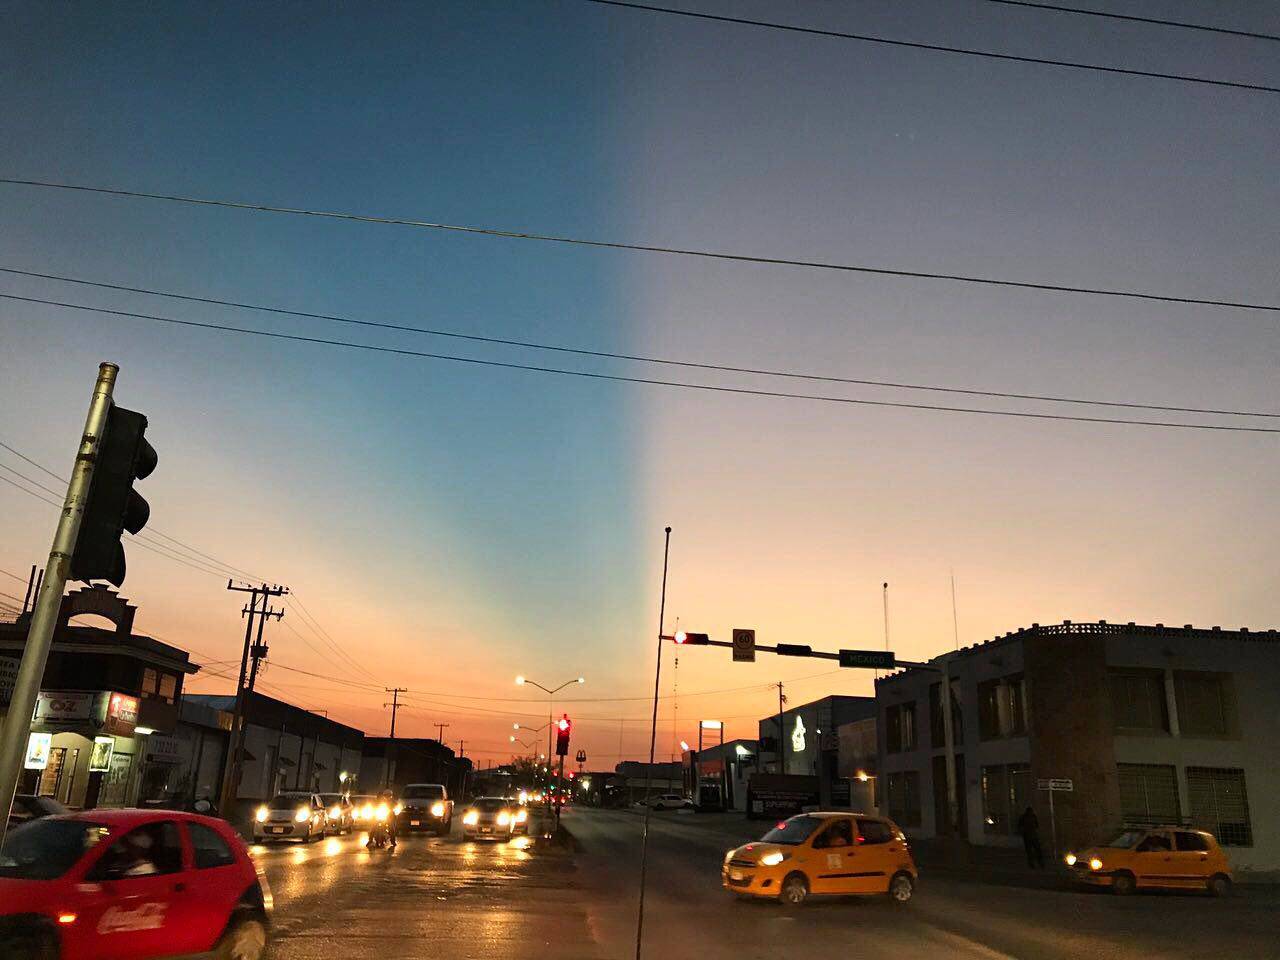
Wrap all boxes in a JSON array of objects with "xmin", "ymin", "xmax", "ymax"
[
  {"xmin": 515, "ymin": 809, "xmax": 528, "ymax": 823},
  {"xmin": 1089, "ymin": 858, "xmax": 1104, "ymax": 871},
  {"xmin": 1064, "ymin": 853, "xmax": 1077, "ymax": 866},
  {"xmin": 431, "ymin": 802, "xmax": 446, "ymax": 817},
  {"xmin": 463, "ymin": 810, "xmax": 479, "ymax": 826},
  {"xmin": 497, "ymin": 811, "xmax": 511, "ymax": 826},
  {"xmin": 331, "ymin": 806, "xmax": 342, "ymax": 819},
  {"xmin": 760, "ymin": 851, "xmax": 787, "ymax": 867},
  {"xmin": 256, "ymin": 806, "xmax": 269, "ymax": 823},
  {"xmin": 295, "ymin": 807, "xmax": 311, "ymax": 823}
]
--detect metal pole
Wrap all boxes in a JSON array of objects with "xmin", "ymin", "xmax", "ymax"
[
  {"xmin": 219, "ymin": 588, "xmax": 260, "ymax": 812},
  {"xmin": 635, "ymin": 526, "xmax": 671, "ymax": 960},
  {"xmin": 1048, "ymin": 788, "xmax": 1058, "ymax": 860},
  {"xmin": 940, "ymin": 656, "xmax": 959, "ymax": 836},
  {"xmin": 0, "ymin": 362, "xmax": 116, "ymax": 846},
  {"xmin": 777, "ymin": 683, "xmax": 785, "ymax": 774}
]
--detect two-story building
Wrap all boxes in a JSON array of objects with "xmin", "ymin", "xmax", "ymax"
[
  {"xmin": 875, "ymin": 621, "xmax": 1279, "ymax": 876},
  {"xmin": 0, "ymin": 585, "xmax": 199, "ymax": 808}
]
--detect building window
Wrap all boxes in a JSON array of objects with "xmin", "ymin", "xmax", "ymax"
[
  {"xmin": 928, "ymin": 682, "xmax": 963, "ymax": 749},
  {"xmin": 1109, "ymin": 669, "xmax": 1169, "ymax": 734},
  {"xmin": 1117, "ymin": 763, "xmax": 1180, "ymax": 823},
  {"xmin": 978, "ymin": 676, "xmax": 1028, "ymax": 741},
  {"xmin": 886, "ymin": 771, "xmax": 921, "ymax": 827},
  {"xmin": 1187, "ymin": 767, "xmax": 1252, "ymax": 847},
  {"xmin": 885, "ymin": 703, "xmax": 916, "ymax": 753},
  {"xmin": 981, "ymin": 762, "xmax": 1032, "ymax": 835},
  {"xmin": 1174, "ymin": 672, "xmax": 1235, "ymax": 737},
  {"xmin": 140, "ymin": 667, "xmax": 177, "ymax": 705}
]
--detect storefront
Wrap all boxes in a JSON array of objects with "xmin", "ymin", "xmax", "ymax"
[{"xmin": 21, "ymin": 688, "xmax": 143, "ymax": 808}]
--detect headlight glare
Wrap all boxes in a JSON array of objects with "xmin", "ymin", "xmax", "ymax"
[
  {"xmin": 1064, "ymin": 853, "xmax": 1077, "ymax": 866},
  {"xmin": 431, "ymin": 802, "xmax": 446, "ymax": 817},
  {"xmin": 760, "ymin": 851, "xmax": 787, "ymax": 867},
  {"xmin": 463, "ymin": 810, "xmax": 479, "ymax": 826},
  {"xmin": 1089, "ymin": 858, "xmax": 1104, "ymax": 871},
  {"xmin": 295, "ymin": 807, "xmax": 310, "ymax": 823},
  {"xmin": 497, "ymin": 811, "xmax": 511, "ymax": 826}
]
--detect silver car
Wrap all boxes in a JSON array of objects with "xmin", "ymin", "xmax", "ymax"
[{"xmin": 253, "ymin": 791, "xmax": 327, "ymax": 843}]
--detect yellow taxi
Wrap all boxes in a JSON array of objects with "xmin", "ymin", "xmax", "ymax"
[
  {"xmin": 1066, "ymin": 826, "xmax": 1233, "ymax": 896},
  {"xmin": 722, "ymin": 812, "xmax": 918, "ymax": 905}
]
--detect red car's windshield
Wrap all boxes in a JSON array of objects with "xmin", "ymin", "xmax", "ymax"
[{"xmin": 0, "ymin": 818, "xmax": 109, "ymax": 880}]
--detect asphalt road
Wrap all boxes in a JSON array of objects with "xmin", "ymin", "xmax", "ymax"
[{"xmin": 250, "ymin": 809, "xmax": 1278, "ymax": 960}]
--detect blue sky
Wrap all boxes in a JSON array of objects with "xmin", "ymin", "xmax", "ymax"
[{"xmin": 2, "ymin": 1, "xmax": 1278, "ymax": 761}]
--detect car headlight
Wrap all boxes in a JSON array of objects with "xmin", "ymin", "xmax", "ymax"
[
  {"xmin": 1089, "ymin": 858, "xmax": 1104, "ymax": 871},
  {"xmin": 393, "ymin": 804, "xmax": 403, "ymax": 816},
  {"xmin": 515, "ymin": 809, "xmax": 528, "ymax": 823},
  {"xmin": 331, "ymin": 806, "xmax": 342, "ymax": 819},
  {"xmin": 376, "ymin": 803, "xmax": 389, "ymax": 820},
  {"xmin": 1064, "ymin": 853, "xmax": 1077, "ymax": 866},
  {"xmin": 463, "ymin": 810, "xmax": 479, "ymax": 826},
  {"xmin": 256, "ymin": 806, "xmax": 269, "ymax": 823},
  {"xmin": 295, "ymin": 807, "xmax": 311, "ymax": 823},
  {"xmin": 431, "ymin": 802, "xmax": 446, "ymax": 817},
  {"xmin": 760, "ymin": 851, "xmax": 787, "ymax": 867},
  {"xmin": 497, "ymin": 811, "xmax": 511, "ymax": 826},
  {"xmin": 362, "ymin": 804, "xmax": 374, "ymax": 820}
]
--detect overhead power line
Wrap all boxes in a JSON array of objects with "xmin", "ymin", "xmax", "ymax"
[
  {"xmin": 583, "ymin": 0, "xmax": 1280, "ymax": 94},
  {"xmin": 1, "ymin": 182, "xmax": 1277, "ymax": 313},
  {"xmin": 980, "ymin": 0, "xmax": 1280, "ymax": 43},
  {"xmin": 5, "ymin": 267, "xmax": 1276, "ymax": 419},
  {"xmin": 6, "ymin": 292, "xmax": 1278, "ymax": 435}
]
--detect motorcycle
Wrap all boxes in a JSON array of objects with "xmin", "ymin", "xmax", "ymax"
[{"xmin": 365, "ymin": 801, "xmax": 399, "ymax": 849}]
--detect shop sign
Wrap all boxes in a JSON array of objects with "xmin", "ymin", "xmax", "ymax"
[
  {"xmin": 24, "ymin": 732, "xmax": 52, "ymax": 770},
  {"xmin": 102, "ymin": 692, "xmax": 139, "ymax": 737},
  {"xmin": 90, "ymin": 736, "xmax": 115, "ymax": 772},
  {"xmin": 146, "ymin": 734, "xmax": 183, "ymax": 763},
  {"xmin": 746, "ymin": 773, "xmax": 819, "ymax": 820},
  {"xmin": 0, "ymin": 655, "xmax": 18, "ymax": 706},
  {"xmin": 35, "ymin": 690, "xmax": 96, "ymax": 722}
]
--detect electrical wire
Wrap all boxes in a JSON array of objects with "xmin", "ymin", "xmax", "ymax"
[
  {"xmin": 978, "ymin": 0, "xmax": 1280, "ymax": 43},
  {"xmin": 583, "ymin": 0, "xmax": 1280, "ymax": 94},
  {"xmin": 1, "ymin": 184, "xmax": 1277, "ymax": 313},
  {"xmin": 6, "ymin": 267, "xmax": 1275, "ymax": 419},
  {"xmin": 7, "ymin": 292, "xmax": 1277, "ymax": 434},
  {"xmin": 0, "ymin": 567, "xmax": 30, "ymax": 584}
]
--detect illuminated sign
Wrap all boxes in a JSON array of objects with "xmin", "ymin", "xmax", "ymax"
[
  {"xmin": 24, "ymin": 732, "xmax": 52, "ymax": 769},
  {"xmin": 791, "ymin": 715, "xmax": 807, "ymax": 753},
  {"xmin": 35, "ymin": 691, "xmax": 95, "ymax": 722},
  {"xmin": 90, "ymin": 736, "xmax": 115, "ymax": 772},
  {"xmin": 700, "ymin": 720, "xmax": 723, "ymax": 730},
  {"xmin": 103, "ymin": 692, "xmax": 140, "ymax": 737}
]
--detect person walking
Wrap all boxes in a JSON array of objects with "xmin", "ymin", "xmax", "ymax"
[{"xmin": 1017, "ymin": 805, "xmax": 1044, "ymax": 869}]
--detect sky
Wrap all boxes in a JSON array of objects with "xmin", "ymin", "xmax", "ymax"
[{"xmin": 2, "ymin": 1, "xmax": 1278, "ymax": 768}]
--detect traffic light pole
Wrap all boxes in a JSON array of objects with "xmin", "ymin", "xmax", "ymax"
[{"xmin": 0, "ymin": 362, "xmax": 117, "ymax": 848}]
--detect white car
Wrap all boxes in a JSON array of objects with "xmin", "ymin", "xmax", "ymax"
[{"xmin": 649, "ymin": 794, "xmax": 692, "ymax": 811}]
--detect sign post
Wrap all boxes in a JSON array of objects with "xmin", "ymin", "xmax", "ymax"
[
  {"xmin": 1037, "ymin": 777, "xmax": 1073, "ymax": 858},
  {"xmin": 731, "ymin": 629, "xmax": 756, "ymax": 662}
]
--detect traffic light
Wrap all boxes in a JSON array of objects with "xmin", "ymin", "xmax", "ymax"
[
  {"xmin": 674, "ymin": 631, "xmax": 709, "ymax": 645},
  {"xmin": 555, "ymin": 714, "xmax": 571, "ymax": 756},
  {"xmin": 70, "ymin": 404, "xmax": 157, "ymax": 587}
]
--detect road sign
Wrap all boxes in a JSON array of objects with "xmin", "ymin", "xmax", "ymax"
[
  {"xmin": 776, "ymin": 643, "xmax": 812, "ymax": 657},
  {"xmin": 1037, "ymin": 778, "xmax": 1073, "ymax": 792},
  {"xmin": 732, "ymin": 628, "xmax": 756, "ymax": 662},
  {"xmin": 575, "ymin": 749, "xmax": 587, "ymax": 764},
  {"xmin": 839, "ymin": 649, "xmax": 895, "ymax": 670}
]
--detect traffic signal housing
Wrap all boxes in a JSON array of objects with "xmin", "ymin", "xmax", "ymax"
[
  {"xmin": 70, "ymin": 404, "xmax": 157, "ymax": 587},
  {"xmin": 674, "ymin": 631, "xmax": 709, "ymax": 645},
  {"xmin": 555, "ymin": 715, "xmax": 571, "ymax": 756}
]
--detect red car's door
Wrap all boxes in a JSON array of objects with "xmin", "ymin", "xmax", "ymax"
[
  {"xmin": 179, "ymin": 820, "xmax": 248, "ymax": 950},
  {"xmin": 78, "ymin": 820, "xmax": 194, "ymax": 960}
]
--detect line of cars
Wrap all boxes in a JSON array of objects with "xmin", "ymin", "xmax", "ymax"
[{"xmin": 722, "ymin": 812, "xmax": 1239, "ymax": 907}]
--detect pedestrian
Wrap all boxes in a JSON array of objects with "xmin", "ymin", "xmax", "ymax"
[{"xmin": 1017, "ymin": 805, "xmax": 1044, "ymax": 869}]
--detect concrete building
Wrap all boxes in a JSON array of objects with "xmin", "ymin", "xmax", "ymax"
[
  {"xmin": 187, "ymin": 692, "xmax": 364, "ymax": 813},
  {"xmin": 607, "ymin": 761, "xmax": 682, "ymax": 806},
  {"xmin": 681, "ymin": 739, "xmax": 759, "ymax": 811},
  {"xmin": 875, "ymin": 621, "xmax": 1279, "ymax": 875},
  {"xmin": 0, "ymin": 585, "xmax": 199, "ymax": 809},
  {"xmin": 359, "ymin": 737, "xmax": 469, "ymax": 798},
  {"xmin": 757, "ymin": 694, "xmax": 876, "ymax": 780}
]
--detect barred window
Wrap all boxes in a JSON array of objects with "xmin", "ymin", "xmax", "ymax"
[
  {"xmin": 886, "ymin": 771, "xmax": 921, "ymax": 827},
  {"xmin": 1187, "ymin": 767, "xmax": 1252, "ymax": 847},
  {"xmin": 1118, "ymin": 763, "xmax": 1180, "ymax": 823},
  {"xmin": 885, "ymin": 703, "xmax": 917, "ymax": 753},
  {"xmin": 1174, "ymin": 672, "xmax": 1234, "ymax": 737},
  {"xmin": 1110, "ymin": 670, "xmax": 1169, "ymax": 733}
]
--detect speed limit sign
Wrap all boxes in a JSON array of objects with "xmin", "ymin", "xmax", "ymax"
[{"xmin": 732, "ymin": 628, "xmax": 756, "ymax": 663}]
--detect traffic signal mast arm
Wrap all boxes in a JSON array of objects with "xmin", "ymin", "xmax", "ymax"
[{"xmin": 664, "ymin": 633, "xmax": 936, "ymax": 671}]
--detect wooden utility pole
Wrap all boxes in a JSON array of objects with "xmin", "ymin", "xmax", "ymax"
[{"xmin": 384, "ymin": 688, "xmax": 407, "ymax": 739}]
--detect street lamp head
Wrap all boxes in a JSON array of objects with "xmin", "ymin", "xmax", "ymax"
[
  {"xmin": 513, "ymin": 723, "xmax": 520, "ymax": 730},
  {"xmin": 680, "ymin": 740, "xmax": 690, "ymax": 752},
  {"xmin": 577, "ymin": 676, "xmax": 585, "ymax": 684},
  {"xmin": 509, "ymin": 735, "xmax": 516, "ymax": 743},
  {"xmin": 515, "ymin": 675, "xmax": 526, "ymax": 686}
]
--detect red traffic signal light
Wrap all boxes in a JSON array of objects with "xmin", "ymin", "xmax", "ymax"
[
  {"xmin": 674, "ymin": 631, "xmax": 710, "ymax": 645},
  {"xmin": 555, "ymin": 714, "xmax": 571, "ymax": 756}
]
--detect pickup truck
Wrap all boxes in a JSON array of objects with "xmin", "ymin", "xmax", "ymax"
[{"xmin": 398, "ymin": 783, "xmax": 453, "ymax": 835}]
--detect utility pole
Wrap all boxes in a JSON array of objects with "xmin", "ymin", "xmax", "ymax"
[
  {"xmin": 434, "ymin": 721, "xmax": 449, "ymax": 745},
  {"xmin": 384, "ymin": 688, "xmax": 407, "ymax": 739},
  {"xmin": 0, "ymin": 363, "xmax": 116, "ymax": 847},
  {"xmin": 776, "ymin": 682, "xmax": 786, "ymax": 774},
  {"xmin": 457, "ymin": 739, "xmax": 465, "ymax": 758},
  {"xmin": 221, "ymin": 581, "xmax": 288, "ymax": 815}
]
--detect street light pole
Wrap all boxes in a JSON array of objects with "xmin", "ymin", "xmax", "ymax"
[{"xmin": 514, "ymin": 674, "xmax": 584, "ymax": 822}]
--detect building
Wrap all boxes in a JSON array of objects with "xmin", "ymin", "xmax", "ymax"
[
  {"xmin": 187, "ymin": 692, "xmax": 364, "ymax": 813},
  {"xmin": 681, "ymin": 739, "xmax": 759, "ymax": 811},
  {"xmin": 757, "ymin": 694, "xmax": 876, "ymax": 783},
  {"xmin": 359, "ymin": 737, "xmax": 470, "ymax": 799},
  {"xmin": 607, "ymin": 761, "xmax": 682, "ymax": 806},
  {"xmin": 0, "ymin": 585, "xmax": 199, "ymax": 809},
  {"xmin": 875, "ymin": 620, "xmax": 1280, "ymax": 875}
]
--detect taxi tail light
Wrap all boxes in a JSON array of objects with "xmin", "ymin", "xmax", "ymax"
[{"xmin": 58, "ymin": 913, "xmax": 77, "ymax": 925}]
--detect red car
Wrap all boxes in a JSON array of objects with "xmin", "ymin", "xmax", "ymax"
[{"xmin": 0, "ymin": 809, "xmax": 271, "ymax": 960}]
